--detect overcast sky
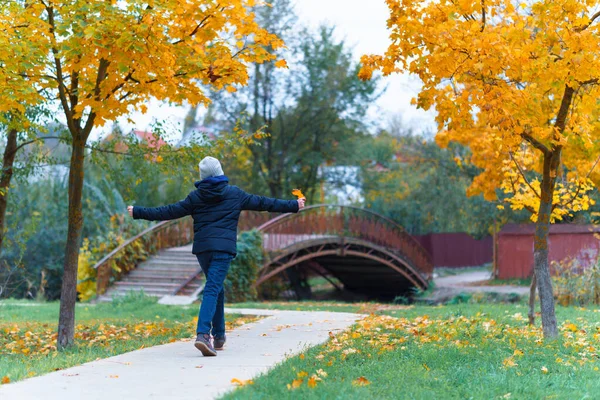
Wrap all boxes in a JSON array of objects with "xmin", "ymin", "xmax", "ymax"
[{"xmin": 108, "ymin": 0, "xmax": 437, "ymax": 141}]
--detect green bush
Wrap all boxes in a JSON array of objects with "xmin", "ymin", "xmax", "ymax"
[{"xmin": 224, "ymin": 230, "xmax": 262, "ymax": 303}]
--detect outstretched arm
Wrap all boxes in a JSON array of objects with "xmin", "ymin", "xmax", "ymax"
[
  {"xmin": 240, "ymin": 190, "xmax": 305, "ymax": 213},
  {"xmin": 127, "ymin": 195, "xmax": 193, "ymax": 221}
]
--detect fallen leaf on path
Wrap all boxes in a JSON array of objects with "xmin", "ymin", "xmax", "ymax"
[
  {"xmin": 352, "ymin": 376, "xmax": 371, "ymax": 386},
  {"xmin": 62, "ymin": 373, "xmax": 79, "ymax": 377},
  {"xmin": 262, "ymin": 353, "xmax": 272, "ymax": 356},
  {"xmin": 261, "ymin": 333, "xmax": 268, "ymax": 337},
  {"xmin": 109, "ymin": 375, "xmax": 119, "ymax": 379},
  {"xmin": 231, "ymin": 378, "xmax": 254, "ymax": 386},
  {"xmin": 195, "ymin": 366, "xmax": 203, "ymax": 369}
]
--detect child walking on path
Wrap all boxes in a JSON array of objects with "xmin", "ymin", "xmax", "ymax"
[{"xmin": 127, "ymin": 156, "xmax": 305, "ymax": 356}]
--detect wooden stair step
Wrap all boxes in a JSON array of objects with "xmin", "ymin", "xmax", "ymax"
[{"xmin": 114, "ymin": 281, "xmax": 181, "ymax": 287}]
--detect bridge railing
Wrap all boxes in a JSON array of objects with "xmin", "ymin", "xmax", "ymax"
[
  {"xmin": 93, "ymin": 218, "xmax": 194, "ymax": 295},
  {"xmin": 253, "ymin": 205, "xmax": 434, "ymax": 278}
]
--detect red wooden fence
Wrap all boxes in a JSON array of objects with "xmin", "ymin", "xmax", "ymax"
[
  {"xmin": 496, "ymin": 224, "xmax": 600, "ymax": 279},
  {"xmin": 413, "ymin": 233, "xmax": 493, "ymax": 268}
]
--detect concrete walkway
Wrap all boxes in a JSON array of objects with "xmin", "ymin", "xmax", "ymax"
[
  {"xmin": 0, "ymin": 308, "xmax": 362, "ymax": 400},
  {"xmin": 435, "ymin": 271, "xmax": 529, "ymax": 295}
]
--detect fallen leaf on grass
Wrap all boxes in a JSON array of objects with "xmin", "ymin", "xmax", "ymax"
[
  {"xmin": 1, "ymin": 376, "xmax": 10, "ymax": 384},
  {"xmin": 307, "ymin": 376, "xmax": 318, "ymax": 388},
  {"xmin": 541, "ymin": 366, "xmax": 549, "ymax": 374},
  {"xmin": 297, "ymin": 371, "xmax": 308, "ymax": 378},
  {"xmin": 353, "ymin": 376, "xmax": 371, "ymax": 386},
  {"xmin": 231, "ymin": 378, "xmax": 254, "ymax": 386},
  {"xmin": 287, "ymin": 378, "xmax": 303, "ymax": 390},
  {"xmin": 502, "ymin": 357, "xmax": 518, "ymax": 368},
  {"xmin": 565, "ymin": 323, "xmax": 578, "ymax": 332},
  {"xmin": 299, "ymin": 354, "xmax": 305, "ymax": 360},
  {"xmin": 316, "ymin": 369, "xmax": 327, "ymax": 377},
  {"xmin": 423, "ymin": 363, "xmax": 430, "ymax": 371}
]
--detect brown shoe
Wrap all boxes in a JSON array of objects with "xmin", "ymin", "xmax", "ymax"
[
  {"xmin": 194, "ymin": 334, "xmax": 217, "ymax": 356},
  {"xmin": 214, "ymin": 335, "xmax": 226, "ymax": 350}
]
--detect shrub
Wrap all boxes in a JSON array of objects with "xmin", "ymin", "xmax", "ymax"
[
  {"xmin": 553, "ymin": 256, "xmax": 600, "ymax": 306},
  {"xmin": 77, "ymin": 214, "xmax": 150, "ymax": 301},
  {"xmin": 224, "ymin": 230, "xmax": 263, "ymax": 303}
]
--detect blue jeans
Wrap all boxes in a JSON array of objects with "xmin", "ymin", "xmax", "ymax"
[{"xmin": 196, "ymin": 252, "xmax": 233, "ymax": 337}]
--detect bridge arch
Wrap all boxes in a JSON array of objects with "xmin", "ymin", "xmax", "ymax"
[{"xmin": 248, "ymin": 204, "xmax": 433, "ymax": 298}]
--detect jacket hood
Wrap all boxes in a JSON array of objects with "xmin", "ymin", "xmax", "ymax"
[{"xmin": 195, "ymin": 175, "xmax": 229, "ymax": 203}]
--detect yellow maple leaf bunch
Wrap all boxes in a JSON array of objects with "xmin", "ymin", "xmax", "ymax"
[
  {"xmin": 500, "ymin": 159, "xmax": 596, "ymax": 222},
  {"xmin": 360, "ymin": 0, "xmax": 600, "ymax": 218},
  {"xmin": 0, "ymin": 0, "xmax": 284, "ymax": 126}
]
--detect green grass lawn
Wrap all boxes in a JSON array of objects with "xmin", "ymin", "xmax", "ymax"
[
  {"xmin": 0, "ymin": 293, "xmax": 259, "ymax": 384},
  {"xmin": 225, "ymin": 302, "xmax": 600, "ymax": 400}
]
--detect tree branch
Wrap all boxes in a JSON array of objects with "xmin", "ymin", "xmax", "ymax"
[
  {"xmin": 508, "ymin": 174, "xmax": 536, "ymax": 214},
  {"xmin": 14, "ymin": 136, "xmax": 63, "ymax": 153},
  {"xmin": 576, "ymin": 10, "xmax": 600, "ymax": 32},
  {"xmin": 46, "ymin": 5, "xmax": 76, "ymax": 135},
  {"xmin": 521, "ymin": 131, "xmax": 550, "ymax": 155},
  {"xmin": 509, "ymin": 151, "xmax": 541, "ymax": 200},
  {"xmin": 480, "ymin": 0, "xmax": 486, "ymax": 32},
  {"xmin": 172, "ymin": 6, "xmax": 219, "ymax": 45},
  {"xmin": 554, "ymin": 84, "xmax": 575, "ymax": 134}
]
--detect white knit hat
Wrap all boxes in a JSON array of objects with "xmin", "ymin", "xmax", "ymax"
[{"xmin": 199, "ymin": 156, "xmax": 224, "ymax": 180}]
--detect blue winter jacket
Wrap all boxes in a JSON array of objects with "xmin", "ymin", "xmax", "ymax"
[{"xmin": 132, "ymin": 176, "xmax": 299, "ymax": 255}]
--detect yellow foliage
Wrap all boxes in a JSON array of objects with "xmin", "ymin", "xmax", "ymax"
[
  {"xmin": 292, "ymin": 189, "xmax": 306, "ymax": 200},
  {"xmin": 76, "ymin": 239, "xmax": 97, "ymax": 302},
  {"xmin": 360, "ymin": 0, "xmax": 600, "ymax": 220},
  {"xmin": 0, "ymin": 1, "xmax": 283, "ymax": 127},
  {"xmin": 352, "ymin": 376, "xmax": 371, "ymax": 386}
]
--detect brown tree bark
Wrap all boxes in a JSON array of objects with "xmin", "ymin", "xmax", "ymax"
[
  {"xmin": 528, "ymin": 271, "xmax": 536, "ymax": 325},
  {"xmin": 533, "ymin": 150, "xmax": 560, "ymax": 338},
  {"xmin": 57, "ymin": 136, "xmax": 86, "ymax": 349},
  {"xmin": 0, "ymin": 128, "xmax": 18, "ymax": 254}
]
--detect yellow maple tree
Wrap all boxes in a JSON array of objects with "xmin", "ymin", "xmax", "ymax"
[
  {"xmin": 0, "ymin": 0, "xmax": 283, "ymax": 348},
  {"xmin": 360, "ymin": 0, "xmax": 600, "ymax": 338}
]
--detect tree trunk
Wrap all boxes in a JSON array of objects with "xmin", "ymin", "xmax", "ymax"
[
  {"xmin": 57, "ymin": 137, "xmax": 86, "ymax": 349},
  {"xmin": 528, "ymin": 271, "xmax": 537, "ymax": 325},
  {"xmin": 0, "ymin": 128, "xmax": 18, "ymax": 254},
  {"xmin": 533, "ymin": 151, "xmax": 559, "ymax": 338}
]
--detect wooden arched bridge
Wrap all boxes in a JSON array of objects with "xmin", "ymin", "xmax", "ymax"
[{"xmin": 94, "ymin": 205, "xmax": 433, "ymax": 301}]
